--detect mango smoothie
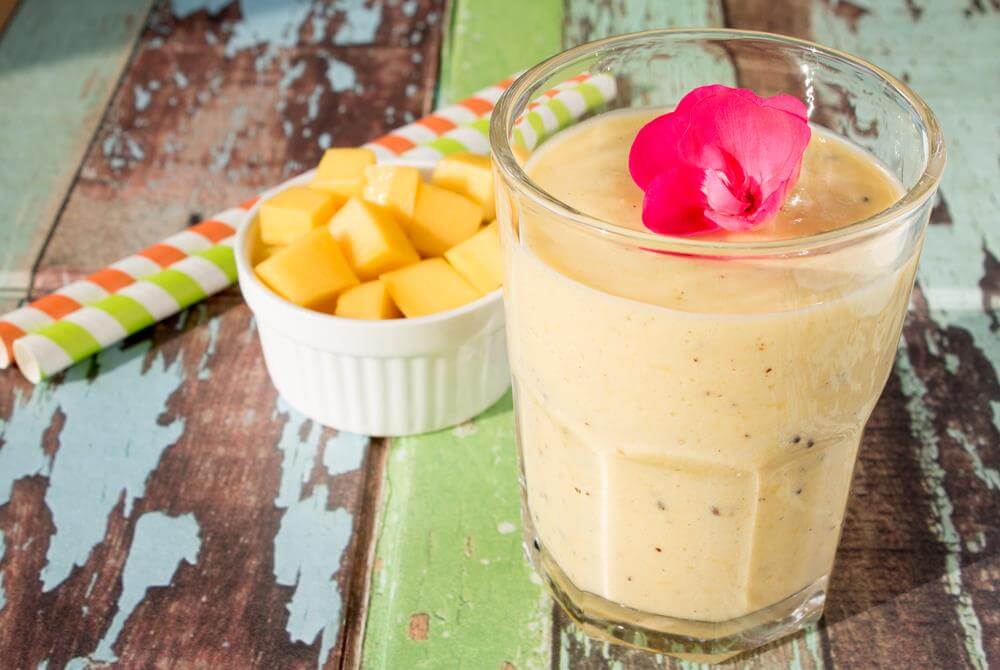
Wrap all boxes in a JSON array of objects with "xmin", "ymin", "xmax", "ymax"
[{"xmin": 502, "ymin": 109, "xmax": 915, "ymax": 632}]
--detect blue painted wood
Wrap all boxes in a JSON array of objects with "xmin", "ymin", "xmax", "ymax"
[
  {"xmin": 0, "ymin": 0, "xmax": 154, "ymax": 290},
  {"xmin": 91, "ymin": 511, "xmax": 201, "ymax": 662}
]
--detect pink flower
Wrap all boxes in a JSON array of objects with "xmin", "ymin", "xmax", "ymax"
[{"xmin": 629, "ymin": 85, "xmax": 811, "ymax": 236}]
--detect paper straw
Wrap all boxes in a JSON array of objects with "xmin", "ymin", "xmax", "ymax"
[
  {"xmin": 13, "ymin": 241, "xmax": 238, "ymax": 383},
  {"xmin": 399, "ymin": 73, "xmax": 617, "ymax": 161},
  {"xmin": 0, "ymin": 206, "xmax": 251, "ymax": 369},
  {"xmin": 362, "ymin": 77, "xmax": 515, "ymax": 160}
]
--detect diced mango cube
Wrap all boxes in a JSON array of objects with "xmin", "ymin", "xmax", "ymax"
[
  {"xmin": 381, "ymin": 259, "xmax": 480, "ymax": 318},
  {"xmin": 312, "ymin": 148, "xmax": 376, "ymax": 197},
  {"xmin": 444, "ymin": 221, "xmax": 503, "ymax": 294},
  {"xmin": 432, "ymin": 152, "xmax": 496, "ymax": 221},
  {"xmin": 255, "ymin": 228, "xmax": 359, "ymax": 312},
  {"xmin": 259, "ymin": 187, "xmax": 339, "ymax": 246},
  {"xmin": 328, "ymin": 198, "xmax": 420, "ymax": 280},
  {"xmin": 253, "ymin": 242, "xmax": 283, "ymax": 264},
  {"xmin": 362, "ymin": 164, "xmax": 420, "ymax": 224},
  {"xmin": 334, "ymin": 280, "xmax": 401, "ymax": 320},
  {"xmin": 409, "ymin": 183, "xmax": 482, "ymax": 257}
]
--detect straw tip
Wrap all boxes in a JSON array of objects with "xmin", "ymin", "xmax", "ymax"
[{"xmin": 12, "ymin": 339, "xmax": 42, "ymax": 385}]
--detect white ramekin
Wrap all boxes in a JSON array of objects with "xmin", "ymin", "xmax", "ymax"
[{"xmin": 235, "ymin": 161, "xmax": 509, "ymax": 437}]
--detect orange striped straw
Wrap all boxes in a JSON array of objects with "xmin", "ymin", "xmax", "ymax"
[
  {"xmin": 362, "ymin": 77, "xmax": 515, "ymax": 158},
  {"xmin": 0, "ymin": 208, "xmax": 250, "ymax": 368}
]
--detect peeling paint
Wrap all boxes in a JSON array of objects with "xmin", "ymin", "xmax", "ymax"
[
  {"xmin": 325, "ymin": 57, "xmax": 357, "ymax": 93},
  {"xmin": 306, "ymin": 84, "xmax": 324, "ymax": 121},
  {"xmin": 897, "ymin": 348, "xmax": 987, "ymax": 670},
  {"xmin": 273, "ymin": 399, "xmax": 323, "ymax": 509},
  {"xmin": 0, "ymin": 343, "xmax": 188, "ymax": 592},
  {"xmin": 225, "ymin": 0, "xmax": 313, "ymax": 71},
  {"xmin": 322, "ymin": 430, "xmax": 367, "ymax": 477},
  {"xmin": 278, "ymin": 59, "xmax": 306, "ymax": 93},
  {"xmin": 269, "ymin": 396, "xmax": 365, "ymax": 668},
  {"xmin": 196, "ymin": 312, "xmax": 222, "ymax": 380},
  {"xmin": 134, "ymin": 85, "xmax": 151, "ymax": 111},
  {"xmin": 812, "ymin": 0, "xmax": 1000, "ymax": 373},
  {"xmin": 170, "ymin": 0, "xmax": 230, "ymax": 19},
  {"xmin": 274, "ymin": 486, "xmax": 351, "ymax": 670},
  {"xmin": 947, "ymin": 427, "xmax": 1000, "ymax": 491},
  {"xmin": 209, "ymin": 106, "xmax": 247, "ymax": 172},
  {"xmin": 331, "ymin": 0, "xmax": 382, "ymax": 45},
  {"xmin": 92, "ymin": 512, "xmax": 201, "ymax": 662}
]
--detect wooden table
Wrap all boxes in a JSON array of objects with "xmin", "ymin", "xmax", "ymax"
[{"xmin": 0, "ymin": 1, "xmax": 996, "ymax": 668}]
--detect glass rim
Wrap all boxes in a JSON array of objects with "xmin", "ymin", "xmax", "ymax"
[{"xmin": 489, "ymin": 28, "xmax": 947, "ymax": 257}]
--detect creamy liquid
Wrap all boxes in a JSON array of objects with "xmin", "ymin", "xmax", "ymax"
[{"xmin": 504, "ymin": 109, "xmax": 915, "ymax": 622}]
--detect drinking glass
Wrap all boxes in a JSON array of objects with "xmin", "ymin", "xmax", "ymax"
[{"xmin": 489, "ymin": 29, "xmax": 944, "ymax": 661}]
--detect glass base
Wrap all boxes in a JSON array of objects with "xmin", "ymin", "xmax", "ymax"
[{"xmin": 524, "ymin": 531, "xmax": 826, "ymax": 662}]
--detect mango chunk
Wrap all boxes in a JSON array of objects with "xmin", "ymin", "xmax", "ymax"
[
  {"xmin": 432, "ymin": 152, "xmax": 496, "ymax": 221},
  {"xmin": 381, "ymin": 259, "xmax": 480, "ymax": 318},
  {"xmin": 362, "ymin": 164, "xmax": 420, "ymax": 224},
  {"xmin": 444, "ymin": 221, "xmax": 503, "ymax": 294},
  {"xmin": 253, "ymin": 243, "xmax": 283, "ymax": 265},
  {"xmin": 334, "ymin": 280, "xmax": 401, "ymax": 320},
  {"xmin": 328, "ymin": 198, "xmax": 420, "ymax": 280},
  {"xmin": 255, "ymin": 228, "xmax": 359, "ymax": 312},
  {"xmin": 312, "ymin": 148, "xmax": 376, "ymax": 197},
  {"xmin": 259, "ymin": 187, "xmax": 339, "ymax": 246},
  {"xmin": 409, "ymin": 183, "xmax": 482, "ymax": 257}
]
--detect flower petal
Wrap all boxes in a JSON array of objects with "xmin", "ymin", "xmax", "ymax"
[
  {"xmin": 628, "ymin": 113, "xmax": 689, "ymax": 189},
  {"xmin": 762, "ymin": 93, "xmax": 809, "ymax": 122},
  {"xmin": 641, "ymin": 166, "xmax": 719, "ymax": 236}
]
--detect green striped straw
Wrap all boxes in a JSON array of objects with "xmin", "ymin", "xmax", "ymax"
[
  {"xmin": 13, "ymin": 243, "xmax": 236, "ymax": 383},
  {"xmin": 398, "ymin": 72, "xmax": 617, "ymax": 161}
]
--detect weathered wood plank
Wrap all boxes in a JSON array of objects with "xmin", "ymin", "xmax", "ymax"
[
  {"xmin": 362, "ymin": 395, "xmax": 552, "ymax": 669},
  {"xmin": 805, "ymin": 3, "xmax": 999, "ymax": 667},
  {"xmin": 0, "ymin": 0, "xmax": 154, "ymax": 291},
  {"xmin": 358, "ymin": 2, "xmax": 564, "ymax": 667},
  {"xmin": 0, "ymin": 296, "xmax": 372, "ymax": 669},
  {"xmin": 563, "ymin": 0, "xmax": 726, "ymax": 46},
  {"xmin": 0, "ymin": 0, "xmax": 19, "ymax": 37},
  {"xmin": 438, "ymin": 0, "xmax": 563, "ymax": 103},
  {"xmin": 0, "ymin": 1, "xmax": 448, "ymax": 668},
  {"xmin": 33, "ymin": 0, "xmax": 445, "ymax": 284}
]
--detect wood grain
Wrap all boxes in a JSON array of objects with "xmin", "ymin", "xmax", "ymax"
[
  {"xmin": 0, "ymin": 0, "xmax": 154, "ymax": 291},
  {"xmin": 32, "ymin": 0, "xmax": 446, "ymax": 287},
  {"xmin": 0, "ymin": 0, "xmax": 19, "ymax": 37}
]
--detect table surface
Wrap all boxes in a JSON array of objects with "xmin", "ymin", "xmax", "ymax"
[{"xmin": 0, "ymin": 1, "xmax": 997, "ymax": 668}]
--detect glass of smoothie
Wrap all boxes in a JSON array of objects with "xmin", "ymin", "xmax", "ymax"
[{"xmin": 490, "ymin": 30, "xmax": 944, "ymax": 661}]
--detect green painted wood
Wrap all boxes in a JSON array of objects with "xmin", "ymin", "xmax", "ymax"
[
  {"xmin": 0, "ymin": 0, "xmax": 154, "ymax": 290},
  {"xmin": 437, "ymin": 0, "xmax": 563, "ymax": 104},
  {"xmin": 361, "ymin": 2, "xmax": 565, "ymax": 666},
  {"xmin": 362, "ymin": 394, "xmax": 551, "ymax": 669}
]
